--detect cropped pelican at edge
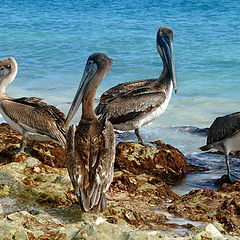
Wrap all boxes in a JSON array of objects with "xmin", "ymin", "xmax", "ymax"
[
  {"xmin": 200, "ymin": 112, "xmax": 240, "ymax": 182},
  {"xmin": 95, "ymin": 26, "xmax": 177, "ymax": 144},
  {"xmin": 0, "ymin": 57, "xmax": 66, "ymax": 153},
  {"xmin": 64, "ymin": 53, "xmax": 115, "ymax": 212}
]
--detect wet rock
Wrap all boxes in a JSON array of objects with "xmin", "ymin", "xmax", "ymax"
[
  {"xmin": 168, "ymin": 181, "xmax": 240, "ymax": 236},
  {"xmin": 0, "ymin": 123, "xmax": 66, "ymax": 167},
  {"xmin": 115, "ymin": 140, "xmax": 187, "ymax": 184},
  {"xmin": 177, "ymin": 126, "xmax": 209, "ymax": 137},
  {"xmin": 214, "ymin": 174, "xmax": 233, "ymax": 186}
]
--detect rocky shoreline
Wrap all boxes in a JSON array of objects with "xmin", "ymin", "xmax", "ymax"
[{"xmin": 0, "ymin": 123, "xmax": 239, "ymax": 239}]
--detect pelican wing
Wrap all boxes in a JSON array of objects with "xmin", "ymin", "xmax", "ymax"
[
  {"xmin": 95, "ymin": 78, "xmax": 155, "ymax": 112},
  {"xmin": 66, "ymin": 125, "xmax": 88, "ymax": 190},
  {"xmin": 1, "ymin": 97, "xmax": 66, "ymax": 144},
  {"xmin": 207, "ymin": 112, "xmax": 240, "ymax": 144},
  {"xmin": 87, "ymin": 120, "xmax": 115, "ymax": 212},
  {"xmin": 97, "ymin": 120, "xmax": 115, "ymax": 193},
  {"xmin": 97, "ymin": 89, "xmax": 166, "ymax": 124}
]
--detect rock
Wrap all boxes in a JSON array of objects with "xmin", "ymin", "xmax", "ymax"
[
  {"xmin": 110, "ymin": 171, "xmax": 179, "ymax": 203},
  {"xmin": 0, "ymin": 209, "xmax": 176, "ymax": 240},
  {"xmin": 30, "ymin": 141, "xmax": 66, "ymax": 168},
  {"xmin": 0, "ymin": 155, "xmax": 77, "ymax": 214},
  {"xmin": 214, "ymin": 174, "xmax": 234, "ymax": 186},
  {"xmin": 115, "ymin": 140, "xmax": 188, "ymax": 184},
  {"xmin": 1, "ymin": 209, "xmax": 238, "ymax": 240},
  {"xmin": 168, "ymin": 181, "xmax": 240, "ymax": 236},
  {"xmin": 105, "ymin": 171, "xmax": 180, "ymax": 231},
  {"xmin": 193, "ymin": 223, "xmax": 239, "ymax": 240},
  {"xmin": 1, "ymin": 122, "xmax": 240, "ymax": 239},
  {"xmin": 0, "ymin": 123, "xmax": 66, "ymax": 168}
]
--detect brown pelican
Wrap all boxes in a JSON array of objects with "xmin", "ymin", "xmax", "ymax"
[
  {"xmin": 200, "ymin": 112, "xmax": 240, "ymax": 181},
  {"xmin": 95, "ymin": 26, "xmax": 177, "ymax": 144},
  {"xmin": 0, "ymin": 57, "xmax": 66, "ymax": 153},
  {"xmin": 64, "ymin": 53, "xmax": 115, "ymax": 212}
]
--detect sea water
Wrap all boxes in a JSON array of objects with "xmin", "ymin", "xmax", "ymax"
[{"xmin": 0, "ymin": 0, "xmax": 239, "ymax": 194}]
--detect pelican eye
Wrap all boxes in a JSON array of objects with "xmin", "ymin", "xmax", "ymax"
[{"xmin": 0, "ymin": 66, "xmax": 4, "ymax": 71}]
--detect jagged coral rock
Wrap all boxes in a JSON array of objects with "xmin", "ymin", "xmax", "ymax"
[{"xmin": 115, "ymin": 141, "xmax": 187, "ymax": 184}]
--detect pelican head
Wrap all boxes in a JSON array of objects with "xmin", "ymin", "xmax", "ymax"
[
  {"xmin": 65, "ymin": 53, "xmax": 112, "ymax": 127},
  {"xmin": 0, "ymin": 57, "xmax": 17, "ymax": 80},
  {"xmin": 0, "ymin": 57, "xmax": 18, "ymax": 94},
  {"xmin": 156, "ymin": 26, "xmax": 177, "ymax": 93}
]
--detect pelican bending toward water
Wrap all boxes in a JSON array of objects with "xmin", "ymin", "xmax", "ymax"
[
  {"xmin": 65, "ymin": 53, "xmax": 115, "ymax": 212},
  {"xmin": 200, "ymin": 112, "xmax": 240, "ymax": 181},
  {"xmin": 0, "ymin": 57, "xmax": 66, "ymax": 153},
  {"xmin": 95, "ymin": 26, "xmax": 177, "ymax": 144}
]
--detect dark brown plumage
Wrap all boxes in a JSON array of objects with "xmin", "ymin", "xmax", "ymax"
[
  {"xmin": 206, "ymin": 112, "xmax": 240, "ymax": 145},
  {"xmin": 65, "ymin": 53, "xmax": 115, "ymax": 212},
  {"xmin": 200, "ymin": 112, "xmax": 240, "ymax": 181}
]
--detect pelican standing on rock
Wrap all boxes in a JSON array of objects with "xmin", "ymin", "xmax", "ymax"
[
  {"xmin": 200, "ymin": 112, "xmax": 240, "ymax": 181},
  {"xmin": 64, "ymin": 53, "xmax": 115, "ymax": 212},
  {"xmin": 0, "ymin": 57, "xmax": 66, "ymax": 153},
  {"xmin": 95, "ymin": 26, "xmax": 177, "ymax": 144}
]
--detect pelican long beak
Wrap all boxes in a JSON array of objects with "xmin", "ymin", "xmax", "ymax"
[
  {"xmin": 157, "ymin": 35, "xmax": 177, "ymax": 93},
  {"xmin": 64, "ymin": 63, "xmax": 98, "ymax": 128}
]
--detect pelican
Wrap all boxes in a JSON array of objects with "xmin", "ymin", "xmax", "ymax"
[
  {"xmin": 64, "ymin": 53, "xmax": 115, "ymax": 212},
  {"xmin": 95, "ymin": 26, "xmax": 177, "ymax": 144},
  {"xmin": 0, "ymin": 57, "xmax": 66, "ymax": 153},
  {"xmin": 200, "ymin": 112, "xmax": 240, "ymax": 181}
]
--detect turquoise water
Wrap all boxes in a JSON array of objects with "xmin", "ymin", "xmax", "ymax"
[{"xmin": 1, "ymin": 0, "xmax": 240, "ymax": 192}]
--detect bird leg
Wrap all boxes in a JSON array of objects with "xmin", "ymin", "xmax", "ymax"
[
  {"xmin": 135, "ymin": 128, "xmax": 145, "ymax": 145},
  {"xmin": 134, "ymin": 128, "xmax": 156, "ymax": 148},
  {"xmin": 225, "ymin": 154, "xmax": 231, "ymax": 177},
  {"xmin": 19, "ymin": 135, "xmax": 28, "ymax": 153},
  {"xmin": 18, "ymin": 135, "xmax": 35, "ymax": 154},
  {"xmin": 225, "ymin": 154, "xmax": 240, "ymax": 182}
]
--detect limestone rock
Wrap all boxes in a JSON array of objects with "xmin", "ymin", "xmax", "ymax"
[{"xmin": 0, "ymin": 155, "xmax": 76, "ymax": 214}]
